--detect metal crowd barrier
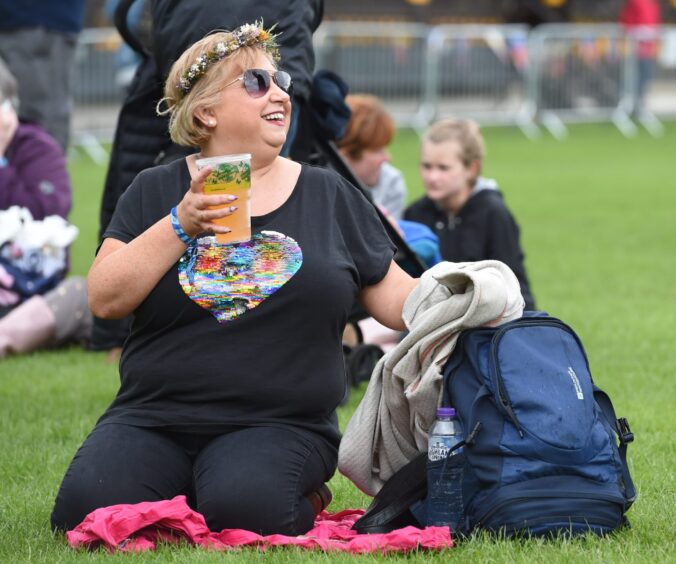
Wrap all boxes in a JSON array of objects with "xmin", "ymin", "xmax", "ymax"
[
  {"xmin": 313, "ymin": 22, "xmax": 430, "ymax": 129},
  {"xmin": 314, "ymin": 21, "xmax": 675, "ymax": 138},
  {"xmin": 71, "ymin": 27, "xmax": 126, "ymax": 162},
  {"xmin": 425, "ymin": 24, "xmax": 535, "ymax": 136},
  {"xmin": 628, "ymin": 24, "xmax": 676, "ymax": 136},
  {"xmin": 525, "ymin": 23, "xmax": 676, "ymax": 138},
  {"xmin": 526, "ymin": 24, "xmax": 635, "ymax": 138},
  {"xmin": 71, "ymin": 23, "xmax": 676, "ymax": 152}
]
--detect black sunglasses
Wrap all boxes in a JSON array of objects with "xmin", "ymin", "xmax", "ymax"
[{"xmin": 225, "ymin": 69, "xmax": 293, "ymax": 99}]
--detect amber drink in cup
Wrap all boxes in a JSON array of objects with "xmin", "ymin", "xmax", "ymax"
[{"xmin": 196, "ymin": 153, "xmax": 251, "ymax": 244}]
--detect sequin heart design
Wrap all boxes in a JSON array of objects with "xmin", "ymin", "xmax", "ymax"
[{"xmin": 178, "ymin": 230, "xmax": 303, "ymax": 323}]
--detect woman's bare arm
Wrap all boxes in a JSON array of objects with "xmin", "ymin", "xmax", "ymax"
[
  {"xmin": 358, "ymin": 261, "xmax": 418, "ymax": 331},
  {"xmin": 88, "ymin": 165, "xmax": 238, "ymax": 319},
  {"xmin": 87, "ymin": 223, "xmax": 186, "ymax": 319}
]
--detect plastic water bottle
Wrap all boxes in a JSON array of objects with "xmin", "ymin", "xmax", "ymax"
[{"xmin": 427, "ymin": 407, "xmax": 464, "ymax": 531}]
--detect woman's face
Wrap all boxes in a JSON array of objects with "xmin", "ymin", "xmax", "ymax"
[
  {"xmin": 420, "ymin": 140, "xmax": 475, "ymax": 203},
  {"xmin": 207, "ymin": 51, "xmax": 292, "ymax": 154},
  {"xmin": 347, "ymin": 146, "xmax": 390, "ymax": 188}
]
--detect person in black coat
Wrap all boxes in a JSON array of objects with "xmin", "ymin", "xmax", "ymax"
[
  {"xmin": 91, "ymin": 0, "xmax": 324, "ymax": 351},
  {"xmin": 404, "ymin": 118, "xmax": 536, "ymax": 310}
]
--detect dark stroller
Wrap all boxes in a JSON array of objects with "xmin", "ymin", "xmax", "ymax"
[{"xmin": 290, "ymin": 71, "xmax": 426, "ymax": 281}]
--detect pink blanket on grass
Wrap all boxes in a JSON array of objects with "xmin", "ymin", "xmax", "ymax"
[{"xmin": 66, "ymin": 495, "xmax": 452, "ymax": 553}]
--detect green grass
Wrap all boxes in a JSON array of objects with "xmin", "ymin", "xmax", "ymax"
[{"xmin": 1, "ymin": 123, "xmax": 675, "ymax": 562}]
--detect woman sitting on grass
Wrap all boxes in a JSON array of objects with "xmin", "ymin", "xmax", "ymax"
[
  {"xmin": 0, "ymin": 58, "xmax": 92, "ymax": 357},
  {"xmin": 50, "ymin": 22, "xmax": 418, "ymax": 535},
  {"xmin": 336, "ymin": 94, "xmax": 408, "ymax": 219},
  {"xmin": 404, "ymin": 118, "xmax": 536, "ymax": 309}
]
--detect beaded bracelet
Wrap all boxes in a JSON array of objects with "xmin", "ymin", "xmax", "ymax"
[{"xmin": 170, "ymin": 206, "xmax": 193, "ymax": 245}]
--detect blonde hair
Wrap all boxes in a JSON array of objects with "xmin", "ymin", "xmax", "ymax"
[
  {"xmin": 158, "ymin": 31, "xmax": 277, "ymax": 147},
  {"xmin": 0, "ymin": 57, "xmax": 19, "ymax": 110},
  {"xmin": 423, "ymin": 118, "xmax": 486, "ymax": 169},
  {"xmin": 337, "ymin": 94, "xmax": 395, "ymax": 160}
]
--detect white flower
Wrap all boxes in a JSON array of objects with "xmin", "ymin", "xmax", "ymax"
[{"xmin": 238, "ymin": 23, "xmax": 257, "ymax": 36}]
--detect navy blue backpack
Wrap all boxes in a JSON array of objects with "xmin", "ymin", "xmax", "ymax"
[{"xmin": 353, "ymin": 312, "xmax": 636, "ymax": 538}]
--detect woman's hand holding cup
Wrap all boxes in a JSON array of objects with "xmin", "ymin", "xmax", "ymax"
[{"xmin": 175, "ymin": 165, "xmax": 238, "ymax": 239}]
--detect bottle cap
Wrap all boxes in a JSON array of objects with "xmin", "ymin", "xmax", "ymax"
[{"xmin": 436, "ymin": 407, "xmax": 456, "ymax": 418}]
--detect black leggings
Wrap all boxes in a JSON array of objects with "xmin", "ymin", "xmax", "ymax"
[{"xmin": 50, "ymin": 423, "xmax": 337, "ymax": 535}]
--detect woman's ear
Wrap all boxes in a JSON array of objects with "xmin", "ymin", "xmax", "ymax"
[
  {"xmin": 468, "ymin": 159, "xmax": 481, "ymax": 180},
  {"xmin": 193, "ymin": 106, "xmax": 217, "ymax": 128}
]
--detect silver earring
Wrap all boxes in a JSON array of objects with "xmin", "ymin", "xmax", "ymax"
[{"xmin": 209, "ymin": 120, "xmax": 216, "ymax": 126}]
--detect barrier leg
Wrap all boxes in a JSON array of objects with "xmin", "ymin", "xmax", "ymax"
[
  {"xmin": 515, "ymin": 106, "xmax": 541, "ymax": 140},
  {"xmin": 540, "ymin": 111, "xmax": 568, "ymax": 140},
  {"xmin": 71, "ymin": 132, "xmax": 110, "ymax": 165},
  {"xmin": 611, "ymin": 109, "xmax": 638, "ymax": 138},
  {"xmin": 636, "ymin": 110, "xmax": 664, "ymax": 137}
]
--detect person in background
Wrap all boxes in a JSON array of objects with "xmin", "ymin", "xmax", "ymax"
[
  {"xmin": 0, "ymin": 0, "xmax": 87, "ymax": 151},
  {"xmin": 336, "ymin": 94, "xmax": 407, "ymax": 220},
  {"xmin": 0, "ymin": 59, "xmax": 71, "ymax": 220},
  {"xmin": 51, "ymin": 22, "xmax": 418, "ymax": 536},
  {"xmin": 0, "ymin": 58, "xmax": 90, "ymax": 357},
  {"xmin": 619, "ymin": 0, "xmax": 662, "ymax": 114},
  {"xmin": 105, "ymin": 0, "xmax": 150, "ymax": 92},
  {"xmin": 404, "ymin": 118, "xmax": 536, "ymax": 310},
  {"xmin": 503, "ymin": 0, "xmax": 571, "ymax": 28}
]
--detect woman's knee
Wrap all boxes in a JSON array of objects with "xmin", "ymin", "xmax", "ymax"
[
  {"xmin": 194, "ymin": 427, "xmax": 335, "ymax": 535},
  {"xmin": 50, "ymin": 445, "xmax": 123, "ymax": 533},
  {"xmin": 50, "ymin": 424, "xmax": 192, "ymax": 532},
  {"xmin": 50, "ymin": 475, "xmax": 97, "ymax": 532},
  {"xmin": 50, "ymin": 432, "xmax": 113, "ymax": 532},
  {"xmin": 198, "ymin": 479, "xmax": 313, "ymax": 535}
]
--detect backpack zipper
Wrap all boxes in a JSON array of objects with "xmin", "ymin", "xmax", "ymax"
[
  {"xmin": 473, "ymin": 490, "xmax": 626, "ymax": 529},
  {"xmin": 488, "ymin": 318, "xmax": 590, "ymax": 439}
]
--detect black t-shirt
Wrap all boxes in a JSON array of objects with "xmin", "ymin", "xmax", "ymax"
[
  {"xmin": 98, "ymin": 159, "xmax": 395, "ymax": 448},
  {"xmin": 404, "ymin": 190, "xmax": 536, "ymax": 310}
]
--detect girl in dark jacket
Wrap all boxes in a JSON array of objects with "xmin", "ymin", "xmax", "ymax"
[{"xmin": 404, "ymin": 118, "xmax": 536, "ymax": 309}]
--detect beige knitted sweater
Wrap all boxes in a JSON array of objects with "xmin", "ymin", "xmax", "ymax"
[{"xmin": 338, "ymin": 260, "xmax": 524, "ymax": 496}]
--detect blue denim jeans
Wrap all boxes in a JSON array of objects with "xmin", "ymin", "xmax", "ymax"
[{"xmin": 51, "ymin": 422, "xmax": 337, "ymax": 535}]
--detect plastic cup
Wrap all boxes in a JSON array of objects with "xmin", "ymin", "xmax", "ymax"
[{"xmin": 196, "ymin": 153, "xmax": 251, "ymax": 244}]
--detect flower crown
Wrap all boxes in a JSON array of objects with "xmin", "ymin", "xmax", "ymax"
[{"xmin": 177, "ymin": 21, "xmax": 281, "ymax": 97}]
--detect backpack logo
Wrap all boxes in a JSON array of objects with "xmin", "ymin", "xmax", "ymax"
[{"xmin": 567, "ymin": 366, "xmax": 584, "ymax": 400}]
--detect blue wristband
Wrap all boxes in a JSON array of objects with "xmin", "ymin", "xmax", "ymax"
[
  {"xmin": 0, "ymin": 156, "xmax": 8, "ymax": 168},
  {"xmin": 170, "ymin": 206, "xmax": 193, "ymax": 245}
]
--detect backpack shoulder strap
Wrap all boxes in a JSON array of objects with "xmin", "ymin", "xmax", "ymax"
[
  {"xmin": 594, "ymin": 388, "xmax": 637, "ymax": 504},
  {"xmin": 352, "ymin": 452, "xmax": 427, "ymax": 534}
]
